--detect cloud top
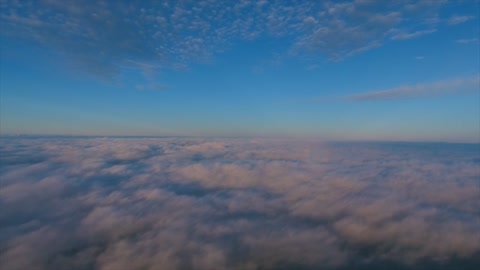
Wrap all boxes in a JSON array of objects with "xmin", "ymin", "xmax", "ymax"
[{"xmin": 1, "ymin": 137, "xmax": 479, "ymax": 269}]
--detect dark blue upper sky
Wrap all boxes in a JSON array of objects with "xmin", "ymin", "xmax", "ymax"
[{"xmin": 0, "ymin": 0, "xmax": 479, "ymax": 141}]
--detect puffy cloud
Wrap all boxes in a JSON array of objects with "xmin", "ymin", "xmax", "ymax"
[
  {"xmin": 184, "ymin": 141, "xmax": 227, "ymax": 154},
  {"xmin": 0, "ymin": 137, "xmax": 479, "ymax": 269},
  {"xmin": 0, "ymin": 0, "xmax": 462, "ymax": 79}
]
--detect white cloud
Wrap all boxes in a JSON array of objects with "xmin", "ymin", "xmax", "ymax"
[
  {"xmin": 344, "ymin": 75, "xmax": 480, "ymax": 101},
  {"xmin": 456, "ymin": 38, "xmax": 479, "ymax": 44},
  {"xmin": 391, "ymin": 29, "xmax": 436, "ymax": 40},
  {"xmin": 447, "ymin": 15, "xmax": 475, "ymax": 25}
]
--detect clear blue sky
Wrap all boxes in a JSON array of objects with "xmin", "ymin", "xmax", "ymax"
[{"xmin": 1, "ymin": 0, "xmax": 479, "ymax": 142}]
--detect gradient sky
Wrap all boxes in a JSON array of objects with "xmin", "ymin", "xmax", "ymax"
[{"xmin": 0, "ymin": 0, "xmax": 479, "ymax": 141}]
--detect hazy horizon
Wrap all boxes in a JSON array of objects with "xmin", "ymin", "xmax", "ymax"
[{"xmin": 1, "ymin": 134, "xmax": 480, "ymax": 144}]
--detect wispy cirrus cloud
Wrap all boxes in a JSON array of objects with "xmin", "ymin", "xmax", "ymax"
[
  {"xmin": 456, "ymin": 38, "xmax": 479, "ymax": 44},
  {"xmin": 390, "ymin": 29, "xmax": 436, "ymax": 40},
  {"xmin": 135, "ymin": 83, "xmax": 171, "ymax": 92},
  {"xmin": 447, "ymin": 15, "xmax": 475, "ymax": 25},
  {"xmin": 344, "ymin": 75, "xmax": 480, "ymax": 102}
]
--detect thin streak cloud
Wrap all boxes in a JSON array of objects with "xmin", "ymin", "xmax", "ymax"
[
  {"xmin": 344, "ymin": 75, "xmax": 480, "ymax": 102},
  {"xmin": 447, "ymin": 15, "xmax": 475, "ymax": 25},
  {"xmin": 456, "ymin": 38, "xmax": 479, "ymax": 44},
  {"xmin": 390, "ymin": 29, "xmax": 436, "ymax": 40}
]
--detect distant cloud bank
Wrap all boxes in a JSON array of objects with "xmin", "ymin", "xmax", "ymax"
[{"xmin": 1, "ymin": 137, "xmax": 479, "ymax": 269}]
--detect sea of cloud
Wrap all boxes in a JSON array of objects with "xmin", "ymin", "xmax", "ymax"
[{"xmin": 0, "ymin": 137, "xmax": 479, "ymax": 270}]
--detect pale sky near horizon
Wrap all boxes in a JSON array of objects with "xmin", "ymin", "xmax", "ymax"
[{"xmin": 1, "ymin": 0, "xmax": 479, "ymax": 142}]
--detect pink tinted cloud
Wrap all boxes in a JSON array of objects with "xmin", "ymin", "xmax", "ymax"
[{"xmin": 0, "ymin": 137, "xmax": 479, "ymax": 269}]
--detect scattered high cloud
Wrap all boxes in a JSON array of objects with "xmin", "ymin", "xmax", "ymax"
[
  {"xmin": 390, "ymin": 29, "xmax": 436, "ymax": 40},
  {"xmin": 344, "ymin": 75, "xmax": 480, "ymax": 101},
  {"xmin": 1, "ymin": 137, "xmax": 479, "ymax": 269},
  {"xmin": 456, "ymin": 38, "xmax": 479, "ymax": 44},
  {"xmin": 135, "ymin": 83, "xmax": 171, "ymax": 92},
  {"xmin": 447, "ymin": 15, "xmax": 475, "ymax": 25},
  {"xmin": 0, "ymin": 0, "xmax": 462, "ymax": 78}
]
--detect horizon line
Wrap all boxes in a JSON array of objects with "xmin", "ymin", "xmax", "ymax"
[{"xmin": 0, "ymin": 133, "xmax": 479, "ymax": 144}]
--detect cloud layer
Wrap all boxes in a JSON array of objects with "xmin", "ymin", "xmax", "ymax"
[
  {"xmin": 1, "ymin": 137, "xmax": 479, "ymax": 269},
  {"xmin": 1, "ymin": 0, "xmax": 471, "ymax": 78}
]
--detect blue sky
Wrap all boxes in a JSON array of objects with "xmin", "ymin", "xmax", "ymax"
[{"xmin": 0, "ymin": 0, "xmax": 479, "ymax": 141}]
